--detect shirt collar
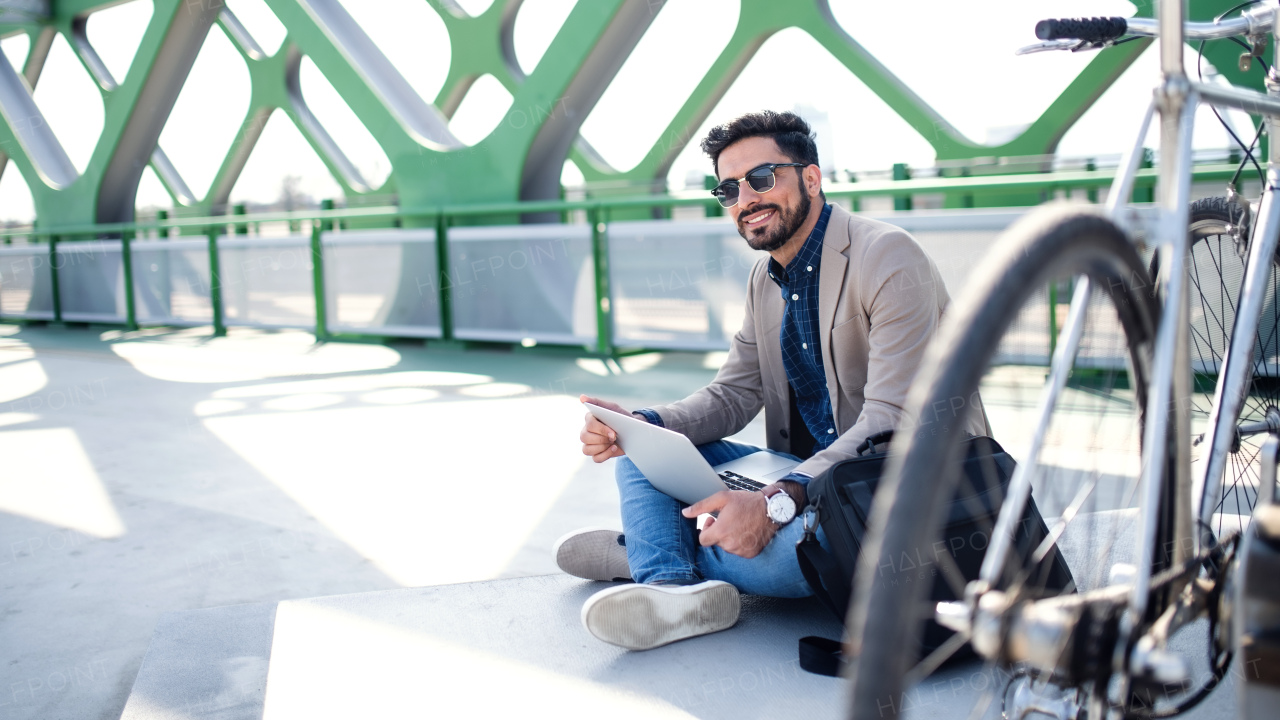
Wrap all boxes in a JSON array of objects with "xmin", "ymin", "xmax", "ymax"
[{"xmin": 768, "ymin": 203, "xmax": 832, "ymax": 286}]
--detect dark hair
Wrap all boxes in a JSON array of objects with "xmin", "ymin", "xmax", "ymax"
[{"xmin": 701, "ymin": 111, "xmax": 820, "ymax": 176}]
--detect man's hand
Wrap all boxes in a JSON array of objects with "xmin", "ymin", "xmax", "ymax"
[
  {"xmin": 682, "ymin": 490, "xmax": 777, "ymax": 558},
  {"xmin": 579, "ymin": 395, "xmax": 628, "ymax": 463}
]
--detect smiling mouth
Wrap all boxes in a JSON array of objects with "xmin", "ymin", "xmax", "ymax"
[{"xmin": 743, "ymin": 210, "xmax": 774, "ymax": 226}]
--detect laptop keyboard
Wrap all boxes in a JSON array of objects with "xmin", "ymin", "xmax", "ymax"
[{"xmin": 718, "ymin": 470, "xmax": 766, "ymax": 492}]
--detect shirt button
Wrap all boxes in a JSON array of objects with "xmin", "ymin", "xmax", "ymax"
[
  {"xmin": 802, "ymin": 343, "xmax": 808, "ymax": 349},
  {"xmin": 807, "ymin": 266, "xmax": 813, "ymax": 272},
  {"xmin": 791, "ymin": 293, "xmax": 799, "ymax": 301},
  {"xmin": 827, "ymin": 428, "xmax": 835, "ymax": 434}
]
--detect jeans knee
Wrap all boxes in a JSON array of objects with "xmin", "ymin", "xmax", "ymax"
[{"xmin": 614, "ymin": 456, "xmax": 644, "ymax": 491}]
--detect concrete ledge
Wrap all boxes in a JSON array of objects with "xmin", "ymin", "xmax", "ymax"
[
  {"xmin": 261, "ymin": 574, "xmax": 845, "ymax": 718},
  {"xmin": 120, "ymin": 601, "xmax": 276, "ymax": 720},
  {"xmin": 119, "ymin": 575, "xmax": 847, "ymax": 719}
]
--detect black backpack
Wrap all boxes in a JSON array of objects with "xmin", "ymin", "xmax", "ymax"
[{"xmin": 793, "ymin": 431, "xmax": 1075, "ymax": 676}]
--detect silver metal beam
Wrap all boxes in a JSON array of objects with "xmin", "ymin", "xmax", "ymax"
[
  {"xmin": 150, "ymin": 145, "xmax": 194, "ymax": 206},
  {"xmin": 283, "ymin": 45, "xmax": 369, "ymax": 193},
  {"xmin": 95, "ymin": 2, "xmax": 221, "ymax": 224},
  {"xmin": 1132, "ymin": 88, "xmax": 1199, "ymax": 616},
  {"xmin": 297, "ymin": 0, "xmax": 461, "ymax": 151},
  {"xmin": 1194, "ymin": 80, "xmax": 1280, "ymax": 117},
  {"xmin": 0, "ymin": 41, "xmax": 76, "ymax": 189},
  {"xmin": 521, "ymin": 0, "xmax": 664, "ymax": 207}
]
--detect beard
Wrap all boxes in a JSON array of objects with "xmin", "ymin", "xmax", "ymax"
[{"xmin": 736, "ymin": 176, "xmax": 812, "ymax": 253}]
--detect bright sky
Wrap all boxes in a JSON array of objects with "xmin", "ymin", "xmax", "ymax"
[{"xmin": 0, "ymin": 0, "xmax": 1256, "ymax": 223}]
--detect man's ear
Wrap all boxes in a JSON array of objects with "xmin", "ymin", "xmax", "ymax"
[{"xmin": 804, "ymin": 164, "xmax": 823, "ymax": 197}]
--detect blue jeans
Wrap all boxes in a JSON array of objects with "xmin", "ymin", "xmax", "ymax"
[{"xmin": 615, "ymin": 440, "xmax": 829, "ymax": 597}]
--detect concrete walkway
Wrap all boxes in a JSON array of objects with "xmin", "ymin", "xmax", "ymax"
[
  {"xmin": 0, "ymin": 323, "xmax": 756, "ymax": 720},
  {"xmin": 0, "ymin": 323, "xmax": 1245, "ymax": 720}
]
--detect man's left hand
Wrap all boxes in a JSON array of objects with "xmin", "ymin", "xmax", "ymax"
[{"xmin": 682, "ymin": 490, "xmax": 776, "ymax": 558}]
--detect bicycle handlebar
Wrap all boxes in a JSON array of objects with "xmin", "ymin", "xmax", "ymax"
[
  {"xmin": 1029, "ymin": 9, "xmax": 1271, "ymax": 47},
  {"xmin": 1036, "ymin": 17, "xmax": 1128, "ymax": 43}
]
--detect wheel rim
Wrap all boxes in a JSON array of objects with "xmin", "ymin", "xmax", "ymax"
[
  {"xmin": 847, "ymin": 213, "xmax": 1171, "ymax": 720},
  {"xmin": 1181, "ymin": 210, "xmax": 1280, "ymax": 542}
]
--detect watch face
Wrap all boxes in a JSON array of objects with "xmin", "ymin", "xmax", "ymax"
[{"xmin": 768, "ymin": 492, "xmax": 796, "ymax": 523}]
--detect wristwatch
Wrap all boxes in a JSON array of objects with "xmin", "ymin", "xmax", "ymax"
[{"xmin": 762, "ymin": 485, "xmax": 797, "ymax": 525}]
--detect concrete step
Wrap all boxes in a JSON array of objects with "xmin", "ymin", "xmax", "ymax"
[{"xmin": 120, "ymin": 574, "xmax": 847, "ymax": 719}]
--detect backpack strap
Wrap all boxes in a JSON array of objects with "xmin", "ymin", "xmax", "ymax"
[
  {"xmin": 856, "ymin": 430, "xmax": 895, "ymax": 456},
  {"xmin": 794, "ymin": 500, "xmax": 851, "ymax": 620}
]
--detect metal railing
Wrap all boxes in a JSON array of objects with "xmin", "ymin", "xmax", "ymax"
[{"xmin": 0, "ymin": 163, "xmax": 1243, "ymax": 357}]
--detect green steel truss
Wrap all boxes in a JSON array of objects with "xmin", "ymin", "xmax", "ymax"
[{"xmin": 0, "ymin": 0, "xmax": 1264, "ymax": 229}]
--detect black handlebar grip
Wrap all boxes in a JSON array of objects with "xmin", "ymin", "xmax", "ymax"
[{"xmin": 1035, "ymin": 17, "xmax": 1128, "ymax": 43}]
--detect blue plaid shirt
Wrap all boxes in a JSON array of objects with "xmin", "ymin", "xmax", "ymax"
[
  {"xmin": 769, "ymin": 203, "xmax": 836, "ymax": 457},
  {"xmin": 634, "ymin": 204, "xmax": 836, "ymax": 492}
]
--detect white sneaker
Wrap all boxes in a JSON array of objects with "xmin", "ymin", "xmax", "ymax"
[
  {"xmin": 552, "ymin": 528, "xmax": 632, "ymax": 582},
  {"xmin": 580, "ymin": 580, "xmax": 741, "ymax": 650}
]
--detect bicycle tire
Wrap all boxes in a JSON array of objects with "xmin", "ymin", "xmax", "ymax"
[
  {"xmin": 844, "ymin": 204, "xmax": 1173, "ymax": 719},
  {"xmin": 1161, "ymin": 196, "xmax": 1280, "ymax": 542}
]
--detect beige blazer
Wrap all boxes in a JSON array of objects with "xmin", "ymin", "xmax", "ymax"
[{"xmin": 648, "ymin": 203, "xmax": 988, "ymax": 478}]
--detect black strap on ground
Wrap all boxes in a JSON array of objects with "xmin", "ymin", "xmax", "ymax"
[{"xmin": 799, "ymin": 635, "xmax": 844, "ymax": 677}]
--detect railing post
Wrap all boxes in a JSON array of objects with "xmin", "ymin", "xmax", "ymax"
[
  {"xmin": 434, "ymin": 212, "xmax": 453, "ymax": 341},
  {"xmin": 589, "ymin": 205, "xmax": 613, "ymax": 355},
  {"xmin": 310, "ymin": 220, "xmax": 327, "ymax": 341},
  {"xmin": 703, "ymin": 175, "xmax": 724, "ymax": 218},
  {"xmin": 156, "ymin": 210, "xmax": 173, "ymax": 320},
  {"xmin": 892, "ymin": 163, "xmax": 912, "ymax": 211},
  {"xmin": 320, "ymin": 199, "xmax": 335, "ymax": 231},
  {"xmin": 49, "ymin": 234, "xmax": 61, "ymax": 323},
  {"xmin": 1085, "ymin": 159, "xmax": 1098, "ymax": 204},
  {"xmin": 121, "ymin": 228, "xmax": 138, "ymax": 330},
  {"xmin": 234, "ymin": 203, "xmax": 248, "ymax": 236},
  {"xmin": 207, "ymin": 224, "xmax": 225, "ymax": 337},
  {"xmin": 1133, "ymin": 149, "xmax": 1155, "ymax": 203},
  {"xmin": 1048, "ymin": 280, "xmax": 1058, "ymax": 360}
]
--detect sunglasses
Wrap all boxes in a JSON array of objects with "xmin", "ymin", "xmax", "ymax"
[{"xmin": 710, "ymin": 162, "xmax": 808, "ymax": 209}]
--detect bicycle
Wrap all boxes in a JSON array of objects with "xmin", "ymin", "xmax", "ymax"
[{"xmin": 842, "ymin": 3, "xmax": 1280, "ymax": 719}]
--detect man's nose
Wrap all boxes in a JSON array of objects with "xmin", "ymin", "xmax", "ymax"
[{"xmin": 736, "ymin": 181, "xmax": 766, "ymax": 208}]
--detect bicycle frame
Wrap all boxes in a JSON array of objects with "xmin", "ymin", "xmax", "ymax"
[
  {"xmin": 981, "ymin": 0, "xmax": 1280, "ymax": 674},
  {"xmin": 911, "ymin": 6, "xmax": 1280, "ymax": 718},
  {"xmin": 1107, "ymin": 0, "xmax": 1280, "ymax": 636}
]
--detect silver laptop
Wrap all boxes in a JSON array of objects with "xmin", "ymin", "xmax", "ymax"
[{"xmin": 584, "ymin": 402, "xmax": 800, "ymax": 505}]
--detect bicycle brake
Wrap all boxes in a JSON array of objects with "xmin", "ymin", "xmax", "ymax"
[{"xmin": 1226, "ymin": 186, "xmax": 1253, "ymax": 258}]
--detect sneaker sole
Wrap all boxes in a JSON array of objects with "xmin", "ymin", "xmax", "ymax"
[
  {"xmin": 552, "ymin": 528, "xmax": 631, "ymax": 582},
  {"xmin": 581, "ymin": 581, "xmax": 740, "ymax": 650}
]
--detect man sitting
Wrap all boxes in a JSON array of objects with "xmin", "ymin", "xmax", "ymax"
[{"xmin": 558, "ymin": 110, "xmax": 986, "ymax": 650}]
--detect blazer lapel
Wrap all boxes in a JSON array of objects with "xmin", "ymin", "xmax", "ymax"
[{"xmin": 819, "ymin": 208, "xmax": 851, "ymax": 422}]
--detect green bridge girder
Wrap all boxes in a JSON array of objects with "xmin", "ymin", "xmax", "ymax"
[{"xmin": 0, "ymin": 0, "xmax": 1265, "ymax": 229}]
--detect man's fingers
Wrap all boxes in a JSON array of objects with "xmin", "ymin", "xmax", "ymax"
[
  {"xmin": 589, "ymin": 444, "xmax": 624, "ymax": 463},
  {"xmin": 580, "ymin": 426, "xmax": 614, "ymax": 446},
  {"xmin": 682, "ymin": 491, "xmax": 729, "ymax": 518},
  {"xmin": 582, "ymin": 415, "xmax": 617, "ymax": 442},
  {"xmin": 581, "ymin": 394, "xmax": 628, "ymax": 416}
]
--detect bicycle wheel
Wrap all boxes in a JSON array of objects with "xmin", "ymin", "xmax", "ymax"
[
  {"xmin": 844, "ymin": 205, "xmax": 1177, "ymax": 719},
  {"xmin": 1168, "ymin": 196, "xmax": 1280, "ymax": 542}
]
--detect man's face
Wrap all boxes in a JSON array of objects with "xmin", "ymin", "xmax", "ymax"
[{"xmin": 716, "ymin": 136, "xmax": 812, "ymax": 253}]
